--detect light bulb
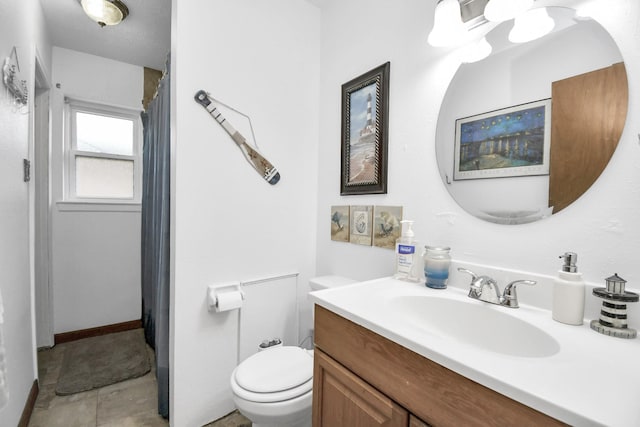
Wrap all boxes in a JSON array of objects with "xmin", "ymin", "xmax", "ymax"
[
  {"xmin": 509, "ymin": 7, "xmax": 555, "ymax": 44},
  {"xmin": 428, "ymin": 0, "xmax": 466, "ymax": 47},
  {"xmin": 460, "ymin": 37, "xmax": 493, "ymax": 63},
  {"xmin": 484, "ymin": 0, "xmax": 534, "ymax": 23}
]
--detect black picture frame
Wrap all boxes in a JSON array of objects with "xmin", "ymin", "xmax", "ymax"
[{"xmin": 340, "ymin": 62, "xmax": 389, "ymax": 195}]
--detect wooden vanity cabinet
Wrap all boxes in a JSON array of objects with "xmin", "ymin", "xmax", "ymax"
[{"xmin": 313, "ymin": 305, "xmax": 567, "ymax": 427}]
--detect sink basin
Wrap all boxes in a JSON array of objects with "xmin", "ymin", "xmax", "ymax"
[{"xmin": 388, "ymin": 295, "xmax": 560, "ymax": 358}]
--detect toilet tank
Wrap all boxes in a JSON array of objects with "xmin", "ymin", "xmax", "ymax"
[
  {"xmin": 309, "ymin": 275, "xmax": 357, "ymax": 292},
  {"xmin": 307, "ymin": 276, "xmax": 356, "ymax": 348}
]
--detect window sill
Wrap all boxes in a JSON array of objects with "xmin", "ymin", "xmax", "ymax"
[{"xmin": 56, "ymin": 200, "xmax": 142, "ymax": 212}]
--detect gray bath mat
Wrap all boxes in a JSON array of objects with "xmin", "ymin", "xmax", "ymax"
[{"xmin": 56, "ymin": 328, "xmax": 151, "ymax": 395}]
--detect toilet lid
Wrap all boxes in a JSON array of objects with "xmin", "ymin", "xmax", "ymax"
[{"xmin": 235, "ymin": 346, "xmax": 313, "ymax": 394}]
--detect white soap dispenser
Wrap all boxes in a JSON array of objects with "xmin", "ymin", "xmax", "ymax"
[
  {"xmin": 552, "ymin": 252, "xmax": 585, "ymax": 325},
  {"xmin": 394, "ymin": 220, "xmax": 421, "ymax": 283}
]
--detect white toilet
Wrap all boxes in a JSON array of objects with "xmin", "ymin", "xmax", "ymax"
[{"xmin": 230, "ymin": 275, "xmax": 356, "ymax": 427}]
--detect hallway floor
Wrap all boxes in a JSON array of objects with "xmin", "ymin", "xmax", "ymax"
[{"xmin": 29, "ymin": 334, "xmax": 251, "ymax": 427}]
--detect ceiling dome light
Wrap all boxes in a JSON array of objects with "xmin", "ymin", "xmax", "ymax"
[
  {"xmin": 509, "ymin": 7, "xmax": 555, "ymax": 44},
  {"xmin": 80, "ymin": 0, "xmax": 129, "ymax": 27},
  {"xmin": 428, "ymin": 0, "xmax": 466, "ymax": 47},
  {"xmin": 484, "ymin": 0, "xmax": 534, "ymax": 23},
  {"xmin": 459, "ymin": 37, "xmax": 493, "ymax": 63}
]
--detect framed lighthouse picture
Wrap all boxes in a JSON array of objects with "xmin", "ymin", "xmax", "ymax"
[{"xmin": 340, "ymin": 62, "xmax": 390, "ymax": 195}]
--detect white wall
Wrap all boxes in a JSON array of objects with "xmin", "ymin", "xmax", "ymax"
[
  {"xmin": 168, "ymin": 0, "xmax": 640, "ymax": 424},
  {"xmin": 171, "ymin": 1, "xmax": 320, "ymax": 425},
  {"xmin": 50, "ymin": 47, "xmax": 143, "ymax": 333},
  {"xmin": 0, "ymin": 0, "xmax": 51, "ymax": 424},
  {"xmin": 315, "ymin": 0, "xmax": 640, "ymax": 291}
]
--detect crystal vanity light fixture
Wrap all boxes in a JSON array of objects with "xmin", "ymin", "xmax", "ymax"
[
  {"xmin": 80, "ymin": 0, "xmax": 129, "ymax": 27},
  {"xmin": 427, "ymin": 0, "xmax": 556, "ymax": 62}
]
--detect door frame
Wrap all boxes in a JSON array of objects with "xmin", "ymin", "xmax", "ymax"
[{"xmin": 32, "ymin": 50, "xmax": 53, "ymax": 348}]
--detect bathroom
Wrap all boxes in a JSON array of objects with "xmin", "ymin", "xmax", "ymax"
[{"xmin": 2, "ymin": 0, "xmax": 640, "ymax": 426}]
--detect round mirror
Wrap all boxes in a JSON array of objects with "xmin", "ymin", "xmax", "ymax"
[{"xmin": 436, "ymin": 6, "xmax": 628, "ymax": 225}]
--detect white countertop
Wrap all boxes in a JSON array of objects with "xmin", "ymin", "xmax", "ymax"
[{"xmin": 310, "ymin": 277, "xmax": 640, "ymax": 427}]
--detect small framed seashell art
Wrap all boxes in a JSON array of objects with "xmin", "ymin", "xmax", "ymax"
[{"xmin": 331, "ymin": 205, "xmax": 402, "ymax": 249}]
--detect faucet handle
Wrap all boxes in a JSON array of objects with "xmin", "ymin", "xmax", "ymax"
[
  {"xmin": 458, "ymin": 268, "xmax": 483, "ymax": 297},
  {"xmin": 502, "ymin": 280, "xmax": 536, "ymax": 308},
  {"xmin": 457, "ymin": 267, "xmax": 478, "ymax": 280}
]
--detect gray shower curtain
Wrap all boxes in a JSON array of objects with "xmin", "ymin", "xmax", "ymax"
[{"xmin": 141, "ymin": 58, "xmax": 170, "ymax": 419}]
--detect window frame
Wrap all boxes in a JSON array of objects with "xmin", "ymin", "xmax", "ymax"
[{"xmin": 65, "ymin": 98, "xmax": 143, "ymax": 205}]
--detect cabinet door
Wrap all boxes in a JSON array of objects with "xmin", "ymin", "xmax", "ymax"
[{"xmin": 313, "ymin": 349, "xmax": 408, "ymax": 427}]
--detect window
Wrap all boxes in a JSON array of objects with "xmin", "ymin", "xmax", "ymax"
[{"xmin": 66, "ymin": 100, "xmax": 142, "ymax": 203}]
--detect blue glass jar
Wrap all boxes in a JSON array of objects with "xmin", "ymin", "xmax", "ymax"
[{"xmin": 423, "ymin": 246, "xmax": 451, "ymax": 289}]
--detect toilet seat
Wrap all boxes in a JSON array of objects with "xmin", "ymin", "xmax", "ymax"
[{"xmin": 231, "ymin": 346, "xmax": 313, "ymax": 403}]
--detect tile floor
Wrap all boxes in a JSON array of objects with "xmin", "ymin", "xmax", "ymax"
[{"xmin": 29, "ymin": 335, "xmax": 251, "ymax": 427}]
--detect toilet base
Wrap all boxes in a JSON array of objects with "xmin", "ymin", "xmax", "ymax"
[{"xmin": 233, "ymin": 390, "xmax": 312, "ymax": 427}]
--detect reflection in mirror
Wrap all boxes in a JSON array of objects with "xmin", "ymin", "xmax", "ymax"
[{"xmin": 435, "ymin": 7, "xmax": 628, "ymax": 225}]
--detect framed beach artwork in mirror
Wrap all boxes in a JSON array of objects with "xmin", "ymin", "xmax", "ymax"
[
  {"xmin": 340, "ymin": 62, "xmax": 389, "ymax": 195},
  {"xmin": 453, "ymin": 99, "xmax": 551, "ymax": 181}
]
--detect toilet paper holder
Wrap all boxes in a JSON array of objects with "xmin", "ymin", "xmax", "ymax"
[{"xmin": 207, "ymin": 282, "xmax": 245, "ymax": 312}]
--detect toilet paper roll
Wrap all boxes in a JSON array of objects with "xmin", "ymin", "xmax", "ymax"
[{"xmin": 215, "ymin": 291, "xmax": 244, "ymax": 312}]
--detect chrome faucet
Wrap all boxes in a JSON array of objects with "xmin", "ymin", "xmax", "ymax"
[{"xmin": 458, "ymin": 268, "xmax": 536, "ymax": 308}]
